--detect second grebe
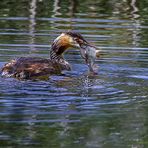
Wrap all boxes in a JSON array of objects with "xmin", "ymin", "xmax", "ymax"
[{"xmin": 1, "ymin": 31, "xmax": 95, "ymax": 79}]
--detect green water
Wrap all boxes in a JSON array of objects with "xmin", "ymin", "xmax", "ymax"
[{"xmin": 0, "ymin": 0, "xmax": 148, "ymax": 147}]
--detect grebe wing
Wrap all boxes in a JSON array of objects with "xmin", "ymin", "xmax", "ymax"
[{"xmin": 1, "ymin": 57, "xmax": 61, "ymax": 79}]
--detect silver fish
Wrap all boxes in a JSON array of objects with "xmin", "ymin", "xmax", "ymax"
[{"xmin": 80, "ymin": 44, "xmax": 97, "ymax": 73}]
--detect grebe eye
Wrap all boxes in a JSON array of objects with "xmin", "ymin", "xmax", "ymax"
[
  {"xmin": 74, "ymin": 37, "xmax": 78, "ymax": 41},
  {"xmin": 74, "ymin": 38, "xmax": 83, "ymax": 44}
]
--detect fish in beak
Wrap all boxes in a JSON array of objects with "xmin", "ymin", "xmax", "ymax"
[{"xmin": 80, "ymin": 44, "xmax": 99, "ymax": 74}]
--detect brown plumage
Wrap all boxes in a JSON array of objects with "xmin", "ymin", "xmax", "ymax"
[
  {"xmin": 2, "ymin": 57, "xmax": 66, "ymax": 79},
  {"xmin": 1, "ymin": 31, "xmax": 90, "ymax": 79}
]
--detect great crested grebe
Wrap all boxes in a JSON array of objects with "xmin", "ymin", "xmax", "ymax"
[{"xmin": 1, "ymin": 31, "xmax": 97, "ymax": 79}]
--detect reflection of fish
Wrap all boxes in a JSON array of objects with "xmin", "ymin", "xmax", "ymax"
[{"xmin": 80, "ymin": 44, "xmax": 98, "ymax": 74}]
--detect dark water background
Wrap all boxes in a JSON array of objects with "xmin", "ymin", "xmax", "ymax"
[{"xmin": 0, "ymin": 0, "xmax": 148, "ymax": 147}]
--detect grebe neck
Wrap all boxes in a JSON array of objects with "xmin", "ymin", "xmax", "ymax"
[
  {"xmin": 49, "ymin": 46, "xmax": 71, "ymax": 71},
  {"xmin": 50, "ymin": 49, "xmax": 64, "ymax": 62}
]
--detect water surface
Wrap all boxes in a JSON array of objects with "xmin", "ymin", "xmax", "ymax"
[{"xmin": 0, "ymin": 0, "xmax": 148, "ymax": 147}]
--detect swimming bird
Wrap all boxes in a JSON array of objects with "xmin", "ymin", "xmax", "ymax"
[{"xmin": 1, "ymin": 31, "xmax": 96, "ymax": 79}]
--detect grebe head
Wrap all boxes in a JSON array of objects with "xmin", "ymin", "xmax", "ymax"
[
  {"xmin": 64, "ymin": 31, "xmax": 89, "ymax": 48},
  {"xmin": 51, "ymin": 31, "xmax": 89, "ymax": 55}
]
